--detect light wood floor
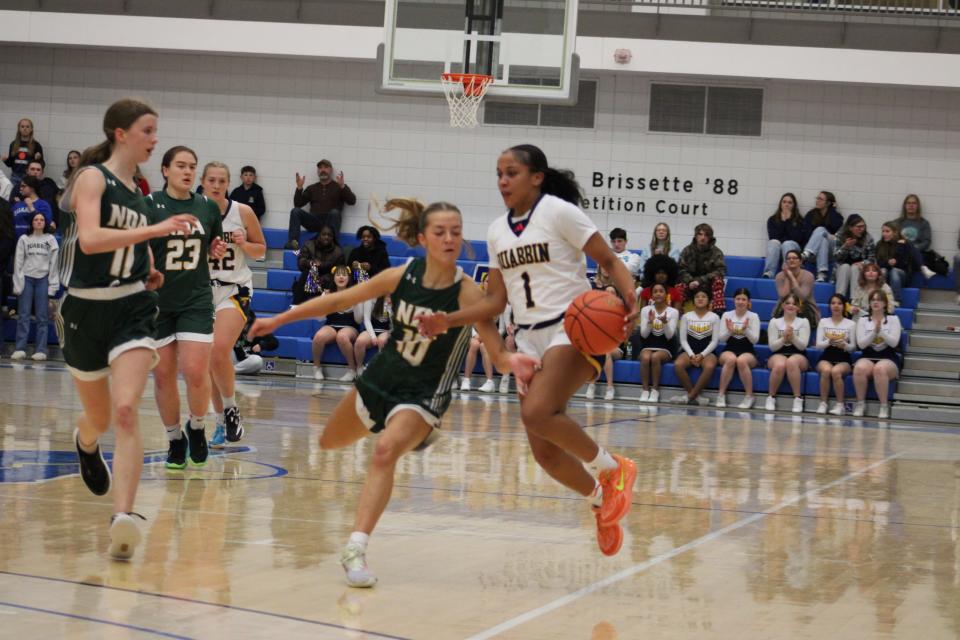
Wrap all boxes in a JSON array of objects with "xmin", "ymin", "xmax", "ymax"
[{"xmin": 1, "ymin": 363, "xmax": 959, "ymax": 639}]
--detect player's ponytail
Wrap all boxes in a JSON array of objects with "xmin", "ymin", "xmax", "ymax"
[
  {"xmin": 375, "ymin": 198, "xmax": 463, "ymax": 249},
  {"xmin": 507, "ymin": 144, "xmax": 582, "ymax": 206}
]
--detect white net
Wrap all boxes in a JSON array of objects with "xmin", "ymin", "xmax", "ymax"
[{"xmin": 440, "ymin": 74, "xmax": 493, "ymax": 128}]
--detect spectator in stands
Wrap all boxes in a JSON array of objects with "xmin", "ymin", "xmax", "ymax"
[
  {"xmin": 58, "ymin": 150, "xmax": 81, "ymax": 189},
  {"xmin": 609, "ymin": 227, "xmax": 641, "ymax": 281},
  {"xmin": 671, "ymin": 289, "xmax": 720, "ymax": 405},
  {"xmin": 311, "ymin": 265, "xmax": 364, "ymax": 382},
  {"xmin": 875, "ymin": 221, "xmax": 921, "ymax": 304},
  {"xmin": 775, "ymin": 248, "xmax": 819, "ymax": 327},
  {"xmin": 814, "ymin": 294, "xmax": 856, "ymax": 416},
  {"xmin": 11, "ymin": 212, "xmax": 58, "ymax": 361},
  {"xmin": 763, "ymin": 193, "xmax": 808, "ymax": 279},
  {"xmin": 24, "ymin": 161, "xmax": 59, "ymax": 226},
  {"xmin": 587, "ymin": 265, "xmax": 622, "ymax": 401},
  {"xmin": 850, "ymin": 262, "xmax": 896, "ymax": 318},
  {"xmin": 593, "ymin": 263, "xmax": 614, "ymax": 291},
  {"xmin": 638, "ymin": 283, "xmax": 679, "ymax": 403},
  {"xmin": 716, "ymin": 288, "xmax": 761, "ymax": 409},
  {"xmin": 2, "ymin": 118, "xmax": 43, "ymax": 198},
  {"xmin": 853, "ymin": 290, "xmax": 902, "ymax": 419},
  {"xmin": 292, "ymin": 224, "xmax": 345, "ymax": 304},
  {"xmin": 0, "ymin": 204, "xmax": 14, "ymax": 326},
  {"xmin": 461, "ymin": 329, "xmax": 496, "ymax": 393},
  {"xmin": 233, "ymin": 308, "xmax": 278, "ymax": 375},
  {"xmin": 348, "ymin": 225, "xmax": 390, "ymax": 277},
  {"xmin": 897, "ymin": 194, "xmax": 940, "ymax": 279},
  {"xmin": 229, "ymin": 166, "xmax": 267, "ymax": 221},
  {"xmin": 637, "ymin": 254, "xmax": 683, "ymax": 311},
  {"xmin": 801, "ymin": 191, "xmax": 843, "ymax": 282},
  {"xmin": 285, "ymin": 159, "xmax": 356, "ymax": 249},
  {"xmin": 641, "ymin": 222, "xmax": 681, "ymax": 262},
  {"xmin": 833, "ymin": 213, "xmax": 874, "ymax": 301},
  {"xmin": 12, "ymin": 176, "xmax": 53, "ymax": 240},
  {"xmin": 354, "ymin": 295, "xmax": 391, "ymax": 374},
  {"xmin": 765, "ymin": 292, "xmax": 811, "ymax": 413},
  {"xmin": 678, "ymin": 223, "xmax": 726, "ymax": 313}
]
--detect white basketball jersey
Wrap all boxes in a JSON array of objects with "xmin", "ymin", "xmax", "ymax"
[
  {"xmin": 486, "ymin": 194, "xmax": 597, "ymax": 325},
  {"xmin": 209, "ymin": 199, "xmax": 252, "ymax": 286}
]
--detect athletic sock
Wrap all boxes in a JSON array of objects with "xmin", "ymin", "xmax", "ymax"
[
  {"xmin": 188, "ymin": 415, "xmax": 206, "ymax": 431},
  {"xmin": 77, "ymin": 434, "xmax": 98, "ymax": 454},
  {"xmin": 165, "ymin": 425, "xmax": 183, "ymax": 441},
  {"xmin": 587, "ymin": 447, "xmax": 618, "ymax": 474},
  {"xmin": 348, "ymin": 531, "xmax": 370, "ymax": 549},
  {"xmin": 588, "ymin": 480, "xmax": 603, "ymax": 508},
  {"xmin": 222, "ymin": 395, "xmax": 237, "ymax": 410}
]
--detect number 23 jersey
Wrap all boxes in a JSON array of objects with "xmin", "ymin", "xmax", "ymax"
[{"xmin": 486, "ymin": 193, "xmax": 597, "ymax": 326}]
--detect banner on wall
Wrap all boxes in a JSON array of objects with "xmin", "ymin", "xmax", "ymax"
[{"xmin": 580, "ymin": 171, "xmax": 741, "ymax": 216}]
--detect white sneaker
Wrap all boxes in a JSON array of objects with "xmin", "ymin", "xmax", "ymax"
[
  {"xmin": 313, "ymin": 367, "xmax": 324, "ymax": 381},
  {"xmin": 638, "ymin": 389, "xmax": 650, "ymax": 403},
  {"xmin": 478, "ymin": 379, "xmax": 496, "ymax": 393},
  {"xmin": 715, "ymin": 395, "xmax": 726, "ymax": 408},
  {"xmin": 792, "ymin": 397, "xmax": 804, "ymax": 414},
  {"xmin": 765, "ymin": 396, "xmax": 777, "ymax": 411},
  {"xmin": 829, "ymin": 402, "xmax": 844, "ymax": 416},
  {"xmin": 738, "ymin": 395, "xmax": 755, "ymax": 409},
  {"xmin": 10, "ymin": 350, "xmax": 26, "ymax": 360},
  {"xmin": 668, "ymin": 393, "xmax": 689, "ymax": 405},
  {"xmin": 585, "ymin": 383, "xmax": 596, "ymax": 399},
  {"xmin": 696, "ymin": 396, "xmax": 710, "ymax": 406},
  {"xmin": 816, "ymin": 401, "xmax": 828, "ymax": 415},
  {"xmin": 460, "ymin": 378, "xmax": 471, "ymax": 392},
  {"xmin": 921, "ymin": 265, "xmax": 936, "ymax": 279},
  {"xmin": 648, "ymin": 389, "xmax": 660, "ymax": 403},
  {"xmin": 31, "ymin": 352, "xmax": 47, "ymax": 361},
  {"xmin": 109, "ymin": 512, "xmax": 143, "ymax": 560},
  {"xmin": 499, "ymin": 375, "xmax": 510, "ymax": 394},
  {"xmin": 604, "ymin": 387, "xmax": 615, "ymax": 401},
  {"xmin": 341, "ymin": 542, "xmax": 377, "ymax": 588},
  {"xmin": 878, "ymin": 404, "xmax": 890, "ymax": 419},
  {"xmin": 338, "ymin": 370, "xmax": 356, "ymax": 383},
  {"xmin": 853, "ymin": 401, "xmax": 866, "ymax": 417}
]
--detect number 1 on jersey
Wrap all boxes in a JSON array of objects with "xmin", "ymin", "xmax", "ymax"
[{"xmin": 520, "ymin": 271, "xmax": 535, "ymax": 309}]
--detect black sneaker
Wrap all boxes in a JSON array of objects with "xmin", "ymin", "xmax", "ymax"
[
  {"xmin": 74, "ymin": 428, "xmax": 111, "ymax": 496},
  {"xmin": 185, "ymin": 421, "xmax": 208, "ymax": 466},
  {"xmin": 165, "ymin": 432, "xmax": 188, "ymax": 470},
  {"xmin": 224, "ymin": 407, "xmax": 244, "ymax": 443}
]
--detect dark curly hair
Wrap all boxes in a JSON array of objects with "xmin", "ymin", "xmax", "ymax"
[{"xmin": 642, "ymin": 254, "xmax": 679, "ymax": 288}]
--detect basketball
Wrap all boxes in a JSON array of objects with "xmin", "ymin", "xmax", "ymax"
[{"xmin": 564, "ymin": 290, "xmax": 628, "ymax": 354}]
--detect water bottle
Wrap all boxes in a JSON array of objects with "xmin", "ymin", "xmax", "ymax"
[{"xmin": 625, "ymin": 341, "xmax": 633, "ymax": 359}]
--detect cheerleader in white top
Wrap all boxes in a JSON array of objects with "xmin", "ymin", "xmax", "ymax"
[
  {"xmin": 638, "ymin": 283, "xmax": 679, "ymax": 403},
  {"xmin": 766, "ymin": 293, "xmax": 811, "ymax": 413},
  {"xmin": 716, "ymin": 288, "xmax": 761, "ymax": 409},
  {"xmin": 671, "ymin": 289, "xmax": 720, "ymax": 405},
  {"xmin": 853, "ymin": 289, "xmax": 902, "ymax": 419},
  {"xmin": 416, "ymin": 144, "xmax": 638, "ymax": 557},
  {"xmin": 814, "ymin": 294, "xmax": 857, "ymax": 415}
]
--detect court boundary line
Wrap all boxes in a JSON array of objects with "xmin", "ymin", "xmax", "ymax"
[
  {"xmin": 465, "ymin": 451, "xmax": 904, "ymax": 640},
  {"xmin": 0, "ymin": 601, "xmax": 193, "ymax": 639}
]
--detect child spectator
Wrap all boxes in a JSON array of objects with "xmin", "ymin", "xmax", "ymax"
[
  {"xmin": 637, "ymin": 254, "xmax": 683, "ymax": 311},
  {"xmin": 641, "ymin": 222, "xmax": 681, "ymax": 262},
  {"xmin": 850, "ymin": 262, "xmax": 896, "ymax": 318},
  {"xmin": 638, "ymin": 283, "xmax": 679, "ymax": 403},
  {"xmin": 875, "ymin": 220, "xmax": 921, "ymax": 304},
  {"xmin": 716, "ymin": 288, "xmax": 760, "ymax": 409},
  {"xmin": 853, "ymin": 290, "xmax": 902, "ymax": 419},
  {"xmin": 814, "ymin": 294, "xmax": 856, "ymax": 415},
  {"xmin": 670, "ymin": 289, "xmax": 720, "ymax": 405},
  {"xmin": 802, "ymin": 191, "xmax": 843, "ymax": 282},
  {"xmin": 11, "ymin": 212, "xmax": 58, "ymax": 361},
  {"xmin": 677, "ymin": 223, "xmax": 726, "ymax": 313},
  {"xmin": 58, "ymin": 150, "xmax": 81, "ymax": 189},
  {"xmin": 609, "ymin": 227, "xmax": 641, "ymax": 281},
  {"xmin": 12, "ymin": 176, "xmax": 53, "ymax": 240},
  {"xmin": 763, "ymin": 192, "xmax": 808, "ymax": 278},
  {"xmin": 2, "ymin": 118, "xmax": 43, "ymax": 198},
  {"xmin": 896, "ymin": 194, "xmax": 940, "ymax": 279},
  {"xmin": 833, "ymin": 214, "xmax": 874, "ymax": 301},
  {"xmin": 292, "ymin": 224, "xmax": 345, "ymax": 304},
  {"xmin": 229, "ymin": 166, "xmax": 267, "ymax": 220},
  {"xmin": 765, "ymin": 293, "xmax": 811, "ymax": 413},
  {"xmin": 349, "ymin": 225, "xmax": 390, "ymax": 277}
]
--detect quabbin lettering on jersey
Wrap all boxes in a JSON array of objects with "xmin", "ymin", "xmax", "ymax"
[{"xmin": 496, "ymin": 243, "xmax": 550, "ymax": 270}]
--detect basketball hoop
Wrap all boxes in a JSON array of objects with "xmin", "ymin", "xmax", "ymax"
[{"xmin": 440, "ymin": 73, "xmax": 494, "ymax": 128}]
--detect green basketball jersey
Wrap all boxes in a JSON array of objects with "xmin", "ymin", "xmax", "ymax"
[
  {"xmin": 148, "ymin": 190, "xmax": 223, "ymax": 312},
  {"xmin": 356, "ymin": 258, "xmax": 472, "ymax": 419},
  {"xmin": 59, "ymin": 165, "xmax": 154, "ymax": 289}
]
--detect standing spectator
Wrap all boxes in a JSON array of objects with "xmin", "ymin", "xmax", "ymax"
[
  {"xmin": 765, "ymin": 293, "xmax": 811, "ymax": 414},
  {"xmin": 637, "ymin": 254, "xmax": 683, "ymax": 311},
  {"xmin": 814, "ymin": 294, "xmax": 856, "ymax": 415},
  {"xmin": 833, "ymin": 214, "xmax": 875, "ymax": 301},
  {"xmin": 348, "ymin": 225, "xmax": 390, "ymax": 277},
  {"xmin": 0, "ymin": 203, "xmax": 15, "ymax": 325},
  {"xmin": 670, "ymin": 289, "xmax": 720, "ymax": 405},
  {"xmin": 677, "ymin": 223, "xmax": 726, "ymax": 313},
  {"xmin": 896, "ymin": 194, "xmax": 939, "ymax": 279},
  {"xmin": 763, "ymin": 192, "xmax": 808, "ymax": 278},
  {"xmin": 853, "ymin": 290, "xmax": 902, "ymax": 419},
  {"xmin": 801, "ymin": 190, "xmax": 843, "ymax": 282},
  {"xmin": 24, "ymin": 161, "xmax": 59, "ymax": 227},
  {"xmin": 775, "ymin": 249, "xmax": 819, "ymax": 327},
  {"xmin": 229, "ymin": 165, "xmax": 267, "ymax": 221},
  {"xmin": 609, "ymin": 228, "xmax": 641, "ymax": 281},
  {"xmin": 875, "ymin": 221, "xmax": 920, "ymax": 304},
  {"xmin": 638, "ymin": 283, "xmax": 679, "ymax": 403},
  {"xmin": 292, "ymin": 224, "xmax": 345, "ymax": 304},
  {"xmin": 58, "ymin": 150, "xmax": 81, "ymax": 189},
  {"xmin": 716, "ymin": 288, "xmax": 761, "ymax": 409},
  {"xmin": 2, "ymin": 118, "xmax": 44, "ymax": 198},
  {"xmin": 12, "ymin": 176, "xmax": 53, "ymax": 240},
  {"xmin": 286, "ymin": 159, "xmax": 356, "ymax": 249},
  {"xmin": 640, "ymin": 222, "xmax": 681, "ymax": 263},
  {"xmin": 11, "ymin": 212, "xmax": 58, "ymax": 360}
]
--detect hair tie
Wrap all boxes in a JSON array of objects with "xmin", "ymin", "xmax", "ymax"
[{"xmin": 331, "ymin": 266, "xmax": 338, "ymax": 274}]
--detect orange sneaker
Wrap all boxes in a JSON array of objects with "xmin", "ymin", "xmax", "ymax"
[
  {"xmin": 593, "ymin": 506, "xmax": 624, "ymax": 556},
  {"xmin": 597, "ymin": 454, "xmax": 637, "ymax": 527}
]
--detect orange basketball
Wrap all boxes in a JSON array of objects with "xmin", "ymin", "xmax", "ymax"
[{"xmin": 564, "ymin": 290, "xmax": 627, "ymax": 355}]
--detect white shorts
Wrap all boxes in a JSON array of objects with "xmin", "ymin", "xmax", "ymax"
[
  {"xmin": 515, "ymin": 321, "xmax": 572, "ymax": 360},
  {"xmin": 212, "ymin": 281, "xmax": 251, "ymax": 314}
]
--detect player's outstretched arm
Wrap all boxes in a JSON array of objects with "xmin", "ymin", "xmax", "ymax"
[{"xmin": 417, "ymin": 268, "xmax": 508, "ymax": 338}]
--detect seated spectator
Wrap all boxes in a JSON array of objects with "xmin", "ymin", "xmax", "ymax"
[
  {"xmin": 24, "ymin": 160, "xmax": 59, "ymax": 226},
  {"xmin": 286, "ymin": 159, "xmax": 356, "ymax": 249},
  {"xmin": 2, "ymin": 118, "xmax": 43, "ymax": 198},
  {"xmin": 233, "ymin": 308, "xmax": 279, "ymax": 375},
  {"xmin": 311, "ymin": 266, "xmax": 363, "ymax": 382},
  {"xmin": 593, "ymin": 263, "xmax": 615, "ymax": 291},
  {"xmin": 833, "ymin": 214, "xmax": 874, "ymax": 301},
  {"xmin": 229, "ymin": 165, "xmax": 267, "ymax": 221},
  {"xmin": 348, "ymin": 225, "xmax": 390, "ymax": 278},
  {"xmin": 354, "ymin": 295, "xmax": 391, "ymax": 373},
  {"xmin": 801, "ymin": 190, "xmax": 843, "ymax": 282},
  {"xmin": 716, "ymin": 288, "xmax": 761, "ymax": 409},
  {"xmin": 897, "ymin": 194, "xmax": 942, "ymax": 279},
  {"xmin": 609, "ymin": 227, "xmax": 641, "ymax": 282},
  {"xmin": 461, "ymin": 328, "xmax": 496, "ymax": 393},
  {"xmin": 765, "ymin": 293, "xmax": 811, "ymax": 414},
  {"xmin": 58, "ymin": 150, "xmax": 81, "ymax": 189},
  {"xmin": 638, "ymin": 284, "xmax": 679, "ymax": 403},
  {"xmin": 637, "ymin": 254, "xmax": 683, "ymax": 311},
  {"xmin": 814, "ymin": 294, "xmax": 856, "ymax": 415},
  {"xmin": 640, "ymin": 222, "xmax": 681, "ymax": 263},
  {"xmin": 292, "ymin": 225, "xmax": 345, "ymax": 304},
  {"xmin": 12, "ymin": 176, "xmax": 53, "ymax": 240},
  {"xmin": 775, "ymin": 248, "xmax": 819, "ymax": 327},
  {"xmin": 850, "ymin": 262, "xmax": 896, "ymax": 318},
  {"xmin": 677, "ymin": 223, "xmax": 726, "ymax": 313},
  {"xmin": 875, "ymin": 221, "xmax": 921, "ymax": 304},
  {"xmin": 670, "ymin": 289, "xmax": 720, "ymax": 405},
  {"xmin": 11, "ymin": 212, "xmax": 58, "ymax": 361},
  {"xmin": 853, "ymin": 290, "xmax": 902, "ymax": 419},
  {"xmin": 764, "ymin": 192, "xmax": 808, "ymax": 278}
]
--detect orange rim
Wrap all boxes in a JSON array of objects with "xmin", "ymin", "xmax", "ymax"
[{"xmin": 441, "ymin": 73, "xmax": 493, "ymax": 97}]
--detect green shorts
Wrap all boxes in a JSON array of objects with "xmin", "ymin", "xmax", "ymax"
[
  {"xmin": 354, "ymin": 377, "xmax": 441, "ymax": 450},
  {"xmin": 58, "ymin": 289, "xmax": 160, "ymax": 381},
  {"xmin": 155, "ymin": 304, "xmax": 215, "ymax": 347}
]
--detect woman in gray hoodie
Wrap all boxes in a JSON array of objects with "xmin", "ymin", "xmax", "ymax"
[{"xmin": 11, "ymin": 212, "xmax": 58, "ymax": 360}]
